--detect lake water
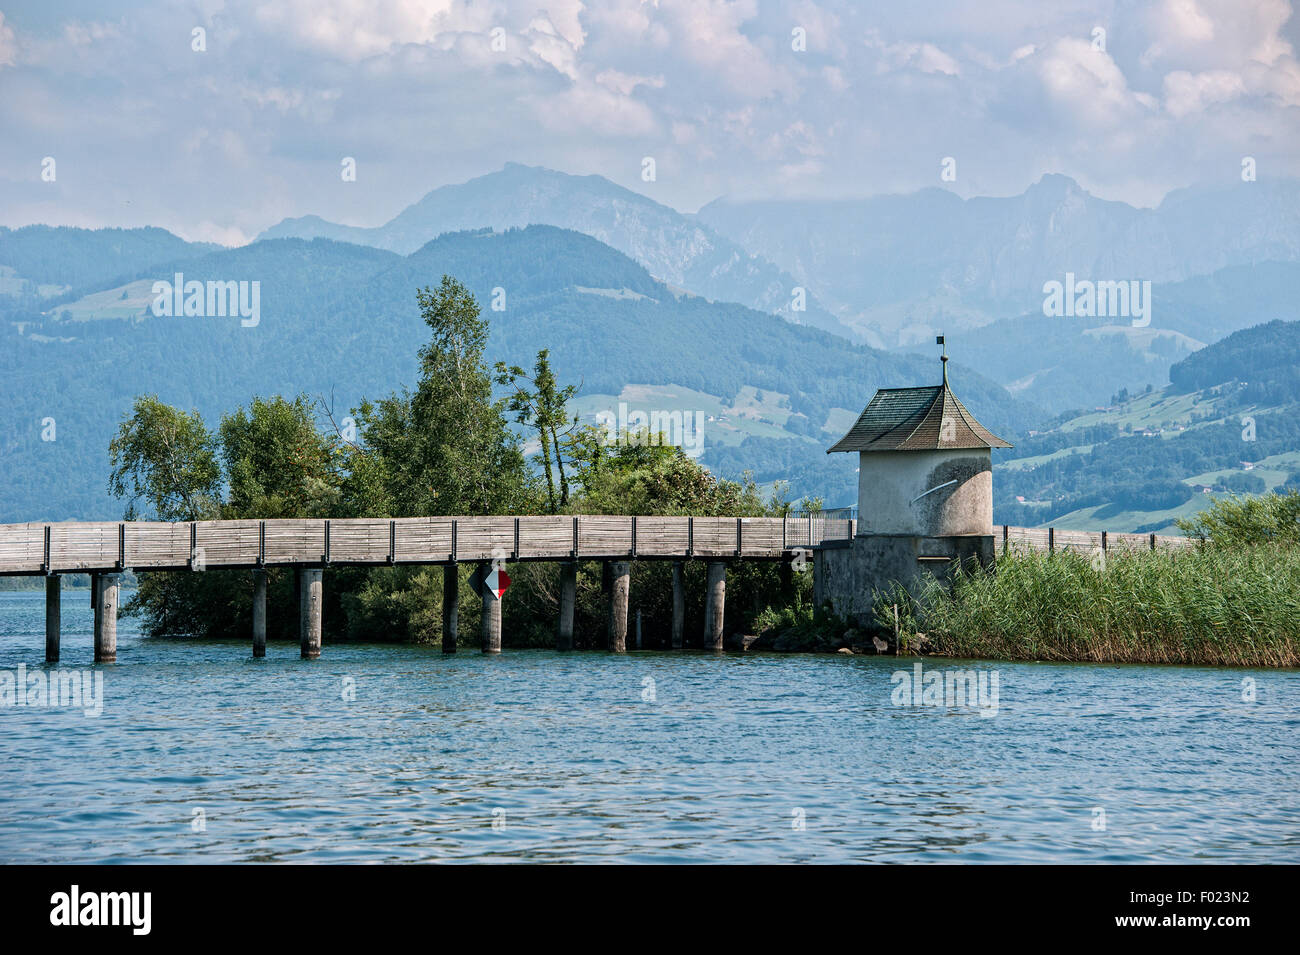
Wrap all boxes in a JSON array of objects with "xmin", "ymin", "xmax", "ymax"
[{"xmin": 1, "ymin": 588, "xmax": 1297, "ymax": 863}]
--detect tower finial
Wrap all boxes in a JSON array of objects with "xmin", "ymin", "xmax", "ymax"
[{"xmin": 937, "ymin": 334, "xmax": 948, "ymax": 387}]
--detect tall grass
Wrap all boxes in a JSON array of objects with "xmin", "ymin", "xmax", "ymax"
[{"xmin": 918, "ymin": 544, "xmax": 1300, "ymax": 667}]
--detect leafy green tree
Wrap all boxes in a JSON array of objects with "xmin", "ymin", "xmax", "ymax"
[
  {"xmin": 354, "ymin": 277, "xmax": 529, "ymax": 517},
  {"xmin": 1178, "ymin": 490, "xmax": 1300, "ymax": 546},
  {"xmin": 570, "ymin": 428, "xmax": 771, "ymax": 516},
  {"xmin": 220, "ymin": 395, "xmax": 340, "ymax": 519},
  {"xmin": 562, "ymin": 424, "xmax": 612, "ymax": 496},
  {"xmin": 334, "ymin": 398, "xmax": 395, "ymax": 518},
  {"xmin": 115, "ymin": 394, "xmax": 345, "ymax": 639},
  {"xmin": 496, "ymin": 349, "xmax": 577, "ymax": 512},
  {"xmin": 108, "ymin": 396, "xmax": 221, "ymax": 521},
  {"xmin": 102, "ymin": 271, "xmax": 819, "ymax": 648}
]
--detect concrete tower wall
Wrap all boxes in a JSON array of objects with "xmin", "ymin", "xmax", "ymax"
[{"xmin": 857, "ymin": 449, "xmax": 994, "ymax": 537}]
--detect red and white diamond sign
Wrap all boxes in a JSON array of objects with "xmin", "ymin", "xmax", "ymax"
[{"xmin": 485, "ymin": 567, "xmax": 511, "ymax": 599}]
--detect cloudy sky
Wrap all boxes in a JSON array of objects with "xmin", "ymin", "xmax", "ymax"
[{"xmin": 1, "ymin": 0, "xmax": 1298, "ymax": 244}]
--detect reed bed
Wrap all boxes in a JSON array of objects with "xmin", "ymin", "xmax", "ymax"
[{"xmin": 916, "ymin": 543, "xmax": 1300, "ymax": 667}]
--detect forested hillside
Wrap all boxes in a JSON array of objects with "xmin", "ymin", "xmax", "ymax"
[
  {"xmin": 0, "ymin": 225, "xmax": 1040, "ymax": 521},
  {"xmin": 994, "ymin": 320, "xmax": 1300, "ymax": 532},
  {"xmin": 1169, "ymin": 320, "xmax": 1300, "ymax": 402},
  {"xmin": 905, "ymin": 262, "xmax": 1300, "ymax": 414},
  {"xmin": 0, "ymin": 225, "xmax": 217, "ymax": 303}
]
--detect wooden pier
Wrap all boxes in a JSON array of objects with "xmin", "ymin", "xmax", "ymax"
[
  {"xmin": 0, "ymin": 515, "xmax": 1191, "ymax": 660},
  {"xmin": 0, "ymin": 514, "xmax": 854, "ymax": 575},
  {"xmin": 1, "ymin": 514, "xmax": 853, "ymax": 660}
]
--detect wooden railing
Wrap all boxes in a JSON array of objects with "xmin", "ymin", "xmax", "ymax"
[
  {"xmin": 0, "ymin": 515, "xmax": 858, "ymax": 575},
  {"xmin": 0, "ymin": 517, "xmax": 1194, "ymax": 576},
  {"xmin": 1001, "ymin": 525, "xmax": 1194, "ymax": 554}
]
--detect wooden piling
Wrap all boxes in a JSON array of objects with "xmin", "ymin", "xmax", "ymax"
[
  {"xmin": 91, "ymin": 573, "xmax": 99, "ymax": 637},
  {"xmin": 251, "ymin": 569, "xmax": 267, "ymax": 658},
  {"xmin": 93, "ymin": 573, "xmax": 121, "ymax": 663},
  {"xmin": 557, "ymin": 562, "xmax": 577, "ymax": 651},
  {"xmin": 442, "ymin": 564, "xmax": 459, "ymax": 653},
  {"xmin": 479, "ymin": 562, "xmax": 502, "ymax": 654},
  {"xmin": 44, "ymin": 574, "xmax": 60, "ymax": 663},
  {"xmin": 607, "ymin": 560, "xmax": 630, "ymax": 652},
  {"xmin": 298, "ymin": 567, "xmax": 323, "ymax": 659},
  {"xmin": 704, "ymin": 561, "xmax": 726, "ymax": 651},
  {"xmin": 671, "ymin": 561, "xmax": 685, "ymax": 649}
]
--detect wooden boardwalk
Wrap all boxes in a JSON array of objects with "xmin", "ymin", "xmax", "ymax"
[
  {"xmin": 0, "ymin": 515, "xmax": 859, "ymax": 576},
  {"xmin": 3, "ymin": 515, "xmax": 1195, "ymax": 662},
  {"xmin": 0, "ymin": 516, "xmax": 1194, "ymax": 576}
]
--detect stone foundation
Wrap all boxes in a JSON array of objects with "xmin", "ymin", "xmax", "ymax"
[{"xmin": 813, "ymin": 533, "xmax": 995, "ymax": 625}]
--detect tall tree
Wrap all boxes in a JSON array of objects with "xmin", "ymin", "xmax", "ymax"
[
  {"xmin": 496, "ymin": 349, "xmax": 578, "ymax": 512},
  {"xmin": 108, "ymin": 396, "xmax": 221, "ymax": 521},
  {"xmin": 356, "ymin": 276, "xmax": 528, "ymax": 516}
]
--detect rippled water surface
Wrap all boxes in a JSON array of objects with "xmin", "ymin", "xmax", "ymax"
[{"xmin": 1, "ymin": 589, "xmax": 1297, "ymax": 863}]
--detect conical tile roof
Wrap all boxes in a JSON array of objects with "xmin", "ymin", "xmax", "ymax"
[{"xmin": 827, "ymin": 383, "xmax": 1012, "ymax": 453}]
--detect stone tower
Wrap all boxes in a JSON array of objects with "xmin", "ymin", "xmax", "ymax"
[{"xmin": 813, "ymin": 338, "xmax": 1012, "ymax": 622}]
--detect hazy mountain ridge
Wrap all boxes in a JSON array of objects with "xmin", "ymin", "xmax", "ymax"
[
  {"xmin": 259, "ymin": 163, "xmax": 853, "ymax": 338},
  {"xmin": 698, "ymin": 176, "xmax": 1300, "ymax": 345},
  {"xmin": 0, "ymin": 224, "xmax": 1041, "ymax": 521},
  {"xmin": 912, "ymin": 261, "xmax": 1300, "ymax": 414},
  {"xmin": 0, "ymin": 225, "xmax": 221, "ymax": 305},
  {"xmin": 8, "ymin": 163, "xmax": 1294, "ymax": 523}
]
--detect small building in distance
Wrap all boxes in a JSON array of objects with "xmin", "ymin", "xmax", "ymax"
[{"xmin": 813, "ymin": 337, "xmax": 1012, "ymax": 623}]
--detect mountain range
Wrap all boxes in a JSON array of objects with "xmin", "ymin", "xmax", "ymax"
[
  {"xmin": 928, "ymin": 261, "xmax": 1300, "ymax": 412},
  {"xmin": 0, "ymin": 224, "xmax": 1035, "ymax": 522},
  {"xmin": 258, "ymin": 162, "xmax": 852, "ymax": 339},
  {"xmin": 257, "ymin": 164, "xmax": 1300, "ymax": 414},
  {"xmin": 4, "ymin": 162, "xmax": 1298, "ymax": 528},
  {"xmin": 994, "ymin": 319, "xmax": 1300, "ymax": 534},
  {"xmin": 698, "ymin": 174, "xmax": 1300, "ymax": 347}
]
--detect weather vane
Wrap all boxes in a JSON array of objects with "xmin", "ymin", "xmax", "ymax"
[{"xmin": 937, "ymin": 334, "xmax": 948, "ymax": 386}]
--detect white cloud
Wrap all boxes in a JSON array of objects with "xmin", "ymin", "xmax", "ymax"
[
  {"xmin": 62, "ymin": 20, "xmax": 123, "ymax": 47},
  {"xmin": 1142, "ymin": 0, "xmax": 1295, "ymax": 68},
  {"xmin": 1163, "ymin": 68, "xmax": 1247, "ymax": 116},
  {"xmin": 1036, "ymin": 38, "xmax": 1155, "ymax": 126},
  {"xmin": 595, "ymin": 69, "xmax": 665, "ymax": 95},
  {"xmin": 671, "ymin": 120, "xmax": 697, "ymax": 144},
  {"xmin": 538, "ymin": 0, "xmax": 587, "ymax": 50},
  {"xmin": 530, "ymin": 79, "xmax": 659, "ymax": 137},
  {"xmin": 0, "ymin": 13, "xmax": 17, "ymax": 68},
  {"xmin": 174, "ymin": 220, "xmax": 253, "ymax": 247},
  {"xmin": 525, "ymin": 14, "xmax": 582, "ymax": 79},
  {"xmin": 653, "ymin": 0, "xmax": 790, "ymax": 99},
  {"xmin": 2, "ymin": 0, "xmax": 1300, "ymax": 234},
  {"xmin": 789, "ymin": 0, "xmax": 848, "ymax": 59},
  {"xmin": 822, "ymin": 65, "xmax": 848, "ymax": 91},
  {"xmin": 1255, "ymin": 53, "xmax": 1300, "ymax": 105},
  {"xmin": 867, "ymin": 31, "xmax": 961, "ymax": 75},
  {"xmin": 1142, "ymin": 0, "xmax": 1300, "ymax": 116},
  {"xmin": 251, "ymin": 0, "xmax": 485, "ymax": 60},
  {"xmin": 239, "ymin": 85, "xmax": 308, "ymax": 112}
]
